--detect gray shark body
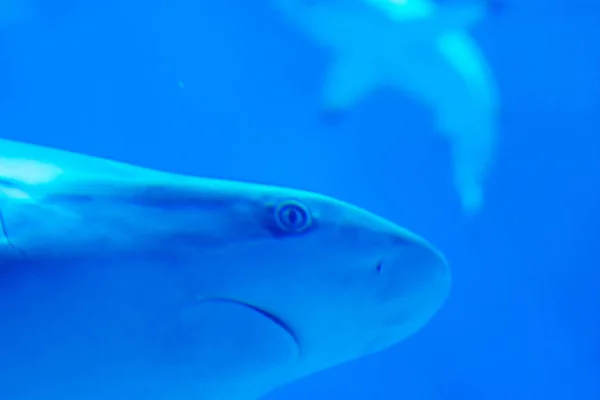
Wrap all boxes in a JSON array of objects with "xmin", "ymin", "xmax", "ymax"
[
  {"xmin": 0, "ymin": 138, "xmax": 450, "ymax": 399},
  {"xmin": 271, "ymin": 0, "xmax": 500, "ymax": 213}
]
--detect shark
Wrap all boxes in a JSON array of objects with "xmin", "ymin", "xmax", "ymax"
[
  {"xmin": 269, "ymin": 0, "xmax": 501, "ymax": 213},
  {"xmin": 0, "ymin": 138, "xmax": 451, "ymax": 400}
]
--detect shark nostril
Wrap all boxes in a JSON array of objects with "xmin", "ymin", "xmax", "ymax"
[{"xmin": 375, "ymin": 259, "xmax": 383, "ymax": 274}]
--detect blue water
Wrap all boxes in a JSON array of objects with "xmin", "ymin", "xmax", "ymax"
[{"xmin": 1, "ymin": 0, "xmax": 599, "ymax": 399}]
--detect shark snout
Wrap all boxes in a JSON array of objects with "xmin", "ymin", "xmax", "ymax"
[
  {"xmin": 378, "ymin": 233, "xmax": 451, "ymax": 324},
  {"xmin": 391, "ymin": 235, "xmax": 450, "ymax": 285}
]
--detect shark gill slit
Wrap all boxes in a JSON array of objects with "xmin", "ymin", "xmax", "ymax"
[
  {"xmin": 0, "ymin": 209, "xmax": 26, "ymax": 259},
  {"xmin": 0, "ymin": 179, "xmax": 28, "ymax": 260}
]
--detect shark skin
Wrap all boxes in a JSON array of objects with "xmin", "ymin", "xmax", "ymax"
[
  {"xmin": 270, "ymin": 0, "xmax": 500, "ymax": 214},
  {"xmin": 0, "ymin": 138, "xmax": 450, "ymax": 400}
]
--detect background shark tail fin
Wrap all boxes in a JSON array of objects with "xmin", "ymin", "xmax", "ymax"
[{"xmin": 443, "ymin": 116, "xmax": 497, "ymax": 214}]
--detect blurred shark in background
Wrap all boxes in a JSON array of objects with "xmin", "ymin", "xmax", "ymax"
[{"xmin": 269, "ymin": 0, "xmax": 501, "ymax": 214}]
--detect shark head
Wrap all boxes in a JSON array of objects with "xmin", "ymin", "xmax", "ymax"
[
  {"xmin": 173, "ymin": 180, "xmax": 452, "ymax": 380},
  {"xmin": 0, "ymin": 139, "xmax": 451, "ymax": 398}
]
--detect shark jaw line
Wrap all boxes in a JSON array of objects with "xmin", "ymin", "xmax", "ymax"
[{"xmin": 201, "ymin": 298, "xmax": 301, "ymax": 350}]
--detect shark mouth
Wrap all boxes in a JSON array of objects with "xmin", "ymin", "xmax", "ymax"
[
  {"xmin": 204, "ymin": 298, "xmax": 300, "ymax": 348},
  {"xmin": 237, "ymin": 301, "xmax": 299, "ymax": 345}
]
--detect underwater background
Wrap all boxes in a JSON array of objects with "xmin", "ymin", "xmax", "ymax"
[{"xmin": 0, "ymin": 0, "xmax": 598, "ymax": 399}]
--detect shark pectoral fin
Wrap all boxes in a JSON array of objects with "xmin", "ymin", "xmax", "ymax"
[
  {"xmin": 320, "ymin": 53, "xmax": 379, "ymax": 121},
  {"xmin": 175, "ymin": 299, "xmax": 299, "ymax": 398}
]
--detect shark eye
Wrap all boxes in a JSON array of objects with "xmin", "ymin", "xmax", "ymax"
[{"xmin": 274, "ymin": 200, "xmax": 312, "ymax": 233}]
